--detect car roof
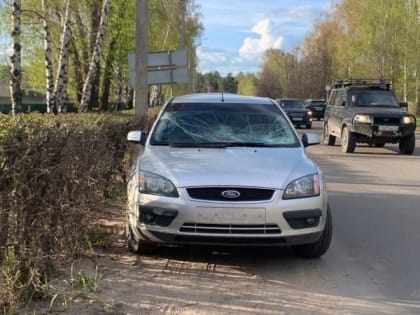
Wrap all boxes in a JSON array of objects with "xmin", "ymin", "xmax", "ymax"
[{"xmin": 171, "ymin": 93, "xmax": 274, "ymax": 105}]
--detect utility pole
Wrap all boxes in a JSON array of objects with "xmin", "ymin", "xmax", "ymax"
[
  {"xmin": 135, "ymin": 0, "xmax": 148, "ymax": 116},
  {"xmin": 179, "ymin": 0, "xmax": 186, "ymax": 94}
]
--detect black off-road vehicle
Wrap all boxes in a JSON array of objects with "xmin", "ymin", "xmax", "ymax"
[{"xmin": 323, "ymin": 79, "xmax": 416, "ymax": 154}]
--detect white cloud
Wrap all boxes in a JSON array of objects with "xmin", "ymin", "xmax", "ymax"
[
  {"xmin": 195, "ymin": 1, "xmax": 333, "ymax": 75},
  {"xmin": 197, "ymin": 19, "xmax": 284, "ymax": 75},
  {"xmin": 238, "ymin": 19, "xmax": 283, "ymax": 62}
]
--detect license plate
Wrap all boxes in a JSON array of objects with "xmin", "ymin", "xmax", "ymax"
[
  {"xmin": 314, "ymin": 107, "xmax": 323, "ymax": 110},
  {"xmin": 195, "ymin": 207, "xmax": 265, "ymax": 224},
  {"xmin": 378, "ymin": 125, "xmax": 398, "ymax": 131},
  {"xmin": 292, "ymin": 117, "xmax": 303, "ymax": 121},
  {"xmin": 379, "ymin": 131, "xmax": 395, "ymax": 137}
]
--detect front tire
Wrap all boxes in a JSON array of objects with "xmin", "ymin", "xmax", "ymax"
[
  {"xmin": 126, "ymin": 224, "xmax": 155, "ymax": 254},
  {"xmin": 399, "ymin": 134, "xmax": 415, "ymax": 155},
  {"xmin": 341, "ymin": 126, "xmax": 356, "ymax": 153},
  {"xmin": 323, "ymin": 123, "xmax": 336, "ymax": 146},
  {"xmin": 293, "ymin": 205, "xmax": 333, "ymax": 258}
]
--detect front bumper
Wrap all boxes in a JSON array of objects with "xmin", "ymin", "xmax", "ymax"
[
  {"xmin": 128, "ymin": 188, "xmax": 328, "ymax": 247},
  {"xmin": 288, "ymin": 115, "xmax": 312, "ymax": 126},
  {"xmin": 349, "ymin": 123, "xmax": 416, "ymax": 144}
]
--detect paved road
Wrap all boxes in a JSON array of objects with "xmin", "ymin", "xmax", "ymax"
[{"xmin": 71, "ymin": 121, "xmax": 420, "ymax": 315}]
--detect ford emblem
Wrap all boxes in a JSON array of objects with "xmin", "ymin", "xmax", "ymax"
[{"xmin": 221, "ymin": 190, "xmax": 241, "ymax": 199}]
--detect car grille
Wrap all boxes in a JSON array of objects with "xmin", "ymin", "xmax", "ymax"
[
  {"xmin": 186, "ymin": 187, "xmax": 275, "ymax": 202},
  {"xmin": 373, "ymin": 117, "xmax": 400, "ymax": 125},
  {"xmin": 288, "ymin": 112, "xmax": 305, "ymax": 117},
  {"xmin": 179, "ymin": 223, "xmax": 281, "ymax": 234}
]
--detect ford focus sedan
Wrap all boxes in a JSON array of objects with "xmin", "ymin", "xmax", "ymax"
[{"xmin": 126, "ymin": 93, "xmax": 332, "ymax": 258}]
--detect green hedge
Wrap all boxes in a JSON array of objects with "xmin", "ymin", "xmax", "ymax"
[{"xmin": 0, "ymin": 110, "xmax": 158, "ymax": 309}]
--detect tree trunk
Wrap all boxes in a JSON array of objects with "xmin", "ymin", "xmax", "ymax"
[
  {"xmin": 69, "ymin": 37, "xmax": 84, "ymax": 103},
  {"xmin": 100, "ymin": 39, "xmax": 116, "ymax": 112},
  {"xmin": 9, "ymin": 0, "xmax": 22, "ymax": 115},
  {"xmin": 42, "ymin": 0, "xmax": 56, "ymax": 113},
  {"xmin": 54, "ymin": 0, "xmax": 72, "ymax": 113},
  {"xmin": 79, "ymin": 0, "xmax": 112, "ymax": 112}
]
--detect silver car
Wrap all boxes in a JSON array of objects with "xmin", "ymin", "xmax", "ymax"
[{"xmin": 126, "ymin": 93, "xmax": 332, "ymax": 258}]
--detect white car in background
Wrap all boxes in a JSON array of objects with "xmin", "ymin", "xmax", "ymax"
[{"xmin": 126, "ymin": 93, "xmax": 332, "ymax": 258}]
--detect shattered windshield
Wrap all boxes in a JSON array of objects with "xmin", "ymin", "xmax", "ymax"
[
  {"xmin": 150, "ymin": 102, "xmax": 299, "ymax": 147},
  {"xmin": 349, "ymin": 90, "xmax": 399, "ymax": 107}
]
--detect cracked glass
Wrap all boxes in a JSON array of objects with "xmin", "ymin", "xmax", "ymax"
[{"xmin": 150, "ymin": 102, "xmax": 299, "ymax": 147}]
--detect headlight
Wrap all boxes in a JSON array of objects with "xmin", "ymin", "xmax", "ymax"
[
  {"xmin": 307, "ymin": 110, "xmax": 313, "ymax": 116},
  {"xmin": 353, "ymin": 114, "xmax": 372, "ymax": 124},
  {"xmin": 283, "ymin": 174, "xmax": 320, "ymax": 199},
  {"xmin": 139, "ymin": 171, "xmax": 178, "ymax": 197},
  {"xmin": 402, "ymin": 116, "xmax": 415, "ymax": 124}
]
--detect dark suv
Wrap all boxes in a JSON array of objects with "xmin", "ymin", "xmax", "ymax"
[
  {"xmin": 276, "ymin": 98, "xmax": 312, "ymax": 129},
  {"xmin": 323, "ymin": 79, "xmax": 416, "ymax": 154}
]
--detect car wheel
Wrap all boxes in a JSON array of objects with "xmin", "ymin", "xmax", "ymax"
[
  {"xmin": 293, "ymin": 205, "xmax": 332, "ymax": 258},
  {"xmin": 341, "ymin": 126, "xmax": 356, "ymax": 153},
  {"xmin": 126, "ymin": 224, "xmax": 155, "ymax": 254},
  {"xmin": 399, "ymin": 134, "xmax": 415, "ymax": 154},
  {"xmin": 323, "ymin": 123, "xmax": 336, "ymax": 146}
]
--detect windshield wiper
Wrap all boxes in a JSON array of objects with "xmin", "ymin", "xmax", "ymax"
[
  {"xmin": 222, "ymin": 142, "xmax": 280, "ymax": 147},
  {"xmin": 169, "ymin": 142, "xmax": 279, "ymax": 148},
  {"xmin": 169, "ymin": 142, "xmax": 227, "ymax": 148}
]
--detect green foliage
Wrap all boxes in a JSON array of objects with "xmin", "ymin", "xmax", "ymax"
[
  {"xmin": 221, "ymin": 73, "xmax": 238, "ymax": 93},
  {"xmin": 2, "ymin": 0, "xmax": 202, "ymax": 110},
  {"xmin": 237, "ymin": 72, "xmax": 257, "ymax": 96},
  {"xmin": 257, "ymin": 49, "xmax": 298, "ymax": 98},
  {"xmin": 67, "ymin": 265, "xmax": 102, "ymax": 293}
]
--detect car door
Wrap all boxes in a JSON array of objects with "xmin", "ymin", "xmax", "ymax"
[{"xmin": 329, "ymin": 90, "xmax": 347, "ymax": 137}]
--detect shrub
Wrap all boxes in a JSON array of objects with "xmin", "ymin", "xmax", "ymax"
[{"xmin": 0, "ymin": 110, "xmax": 158, "ymax": 309}]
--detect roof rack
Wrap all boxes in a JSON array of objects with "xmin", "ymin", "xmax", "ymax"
[{"xmin": 334, "ymin": 79, "xmax": 392, "ymax": 90}]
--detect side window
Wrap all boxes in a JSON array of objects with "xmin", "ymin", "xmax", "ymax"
[
  {"xmin": 329, "ymin": 91, "xmax": 337, "ymax": 107},
  {"xmin": 334, "ymin": 91, "xmax": 346, "ymax": 107}
]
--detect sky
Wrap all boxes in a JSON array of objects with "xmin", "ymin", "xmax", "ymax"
[{"xmin": 195, "ymin": 0, "xmax": 335, "ymax": 76}]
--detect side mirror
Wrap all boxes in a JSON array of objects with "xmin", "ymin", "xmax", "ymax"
[
  {"xmin": 399, "ymin": 102, "xmax": 408, "ymax": 110},
  {"xmin": 341, "ymin": 100, "xmax": 346, "ymax": 107},
  {"xmin": 127, "ymin": 131, "xmax": 146, "ymax": 145}
]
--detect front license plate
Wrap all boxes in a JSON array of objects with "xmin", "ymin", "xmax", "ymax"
[
  {"xmin": 195, "ymin": 207, "xmax": 265, "ymax": 224},
  {"xmin": 292, "ymin": 117, "xmax": 303, "ymax": 121},
  {"xmin": 378, "ymin": 125, "xmax": 399, "ymax": 131},
  {"xmin": 379, "ymin": 131, "xmax": 395, "ymax": 137}
]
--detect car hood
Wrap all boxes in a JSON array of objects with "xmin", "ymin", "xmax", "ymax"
[{"xmin": 139, "ymin": 146, "xmax": 317, "ymax": 189}]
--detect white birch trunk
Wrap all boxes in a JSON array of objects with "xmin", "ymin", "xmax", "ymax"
[
  {"xmin": 9, "ymin": 0, "xmax": 22, "ymax": 115},
  {"xmin": 42, "ymin": 0, "xmax": 56, "ymax": 113},
  {"xmin": 54, "ymin": 0, "xmax": 71, "ymax": 113},
  {"xmin": 79, "ymin": 0, "xmax": 112, "ymax": 112}
]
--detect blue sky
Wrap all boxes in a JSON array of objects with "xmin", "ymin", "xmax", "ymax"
[{"xmin": 195, "ymin": 0, "xmax": 336, "ymax": 75}]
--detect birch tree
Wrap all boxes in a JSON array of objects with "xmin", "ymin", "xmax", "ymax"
[
  {"xmin": 9, "ymin": 0, "xmax": 22, "ymax": 115},
  {"xmin": 41, "ymin": 0, "xmax": 55, "ymax": 113},
  {"xmin": 79, "ymin": 0, "xmax": 111, "ymax": 112},
  {"xmin": 54, "ymin": 0, "xmax": 71, "ymax": 113}
]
